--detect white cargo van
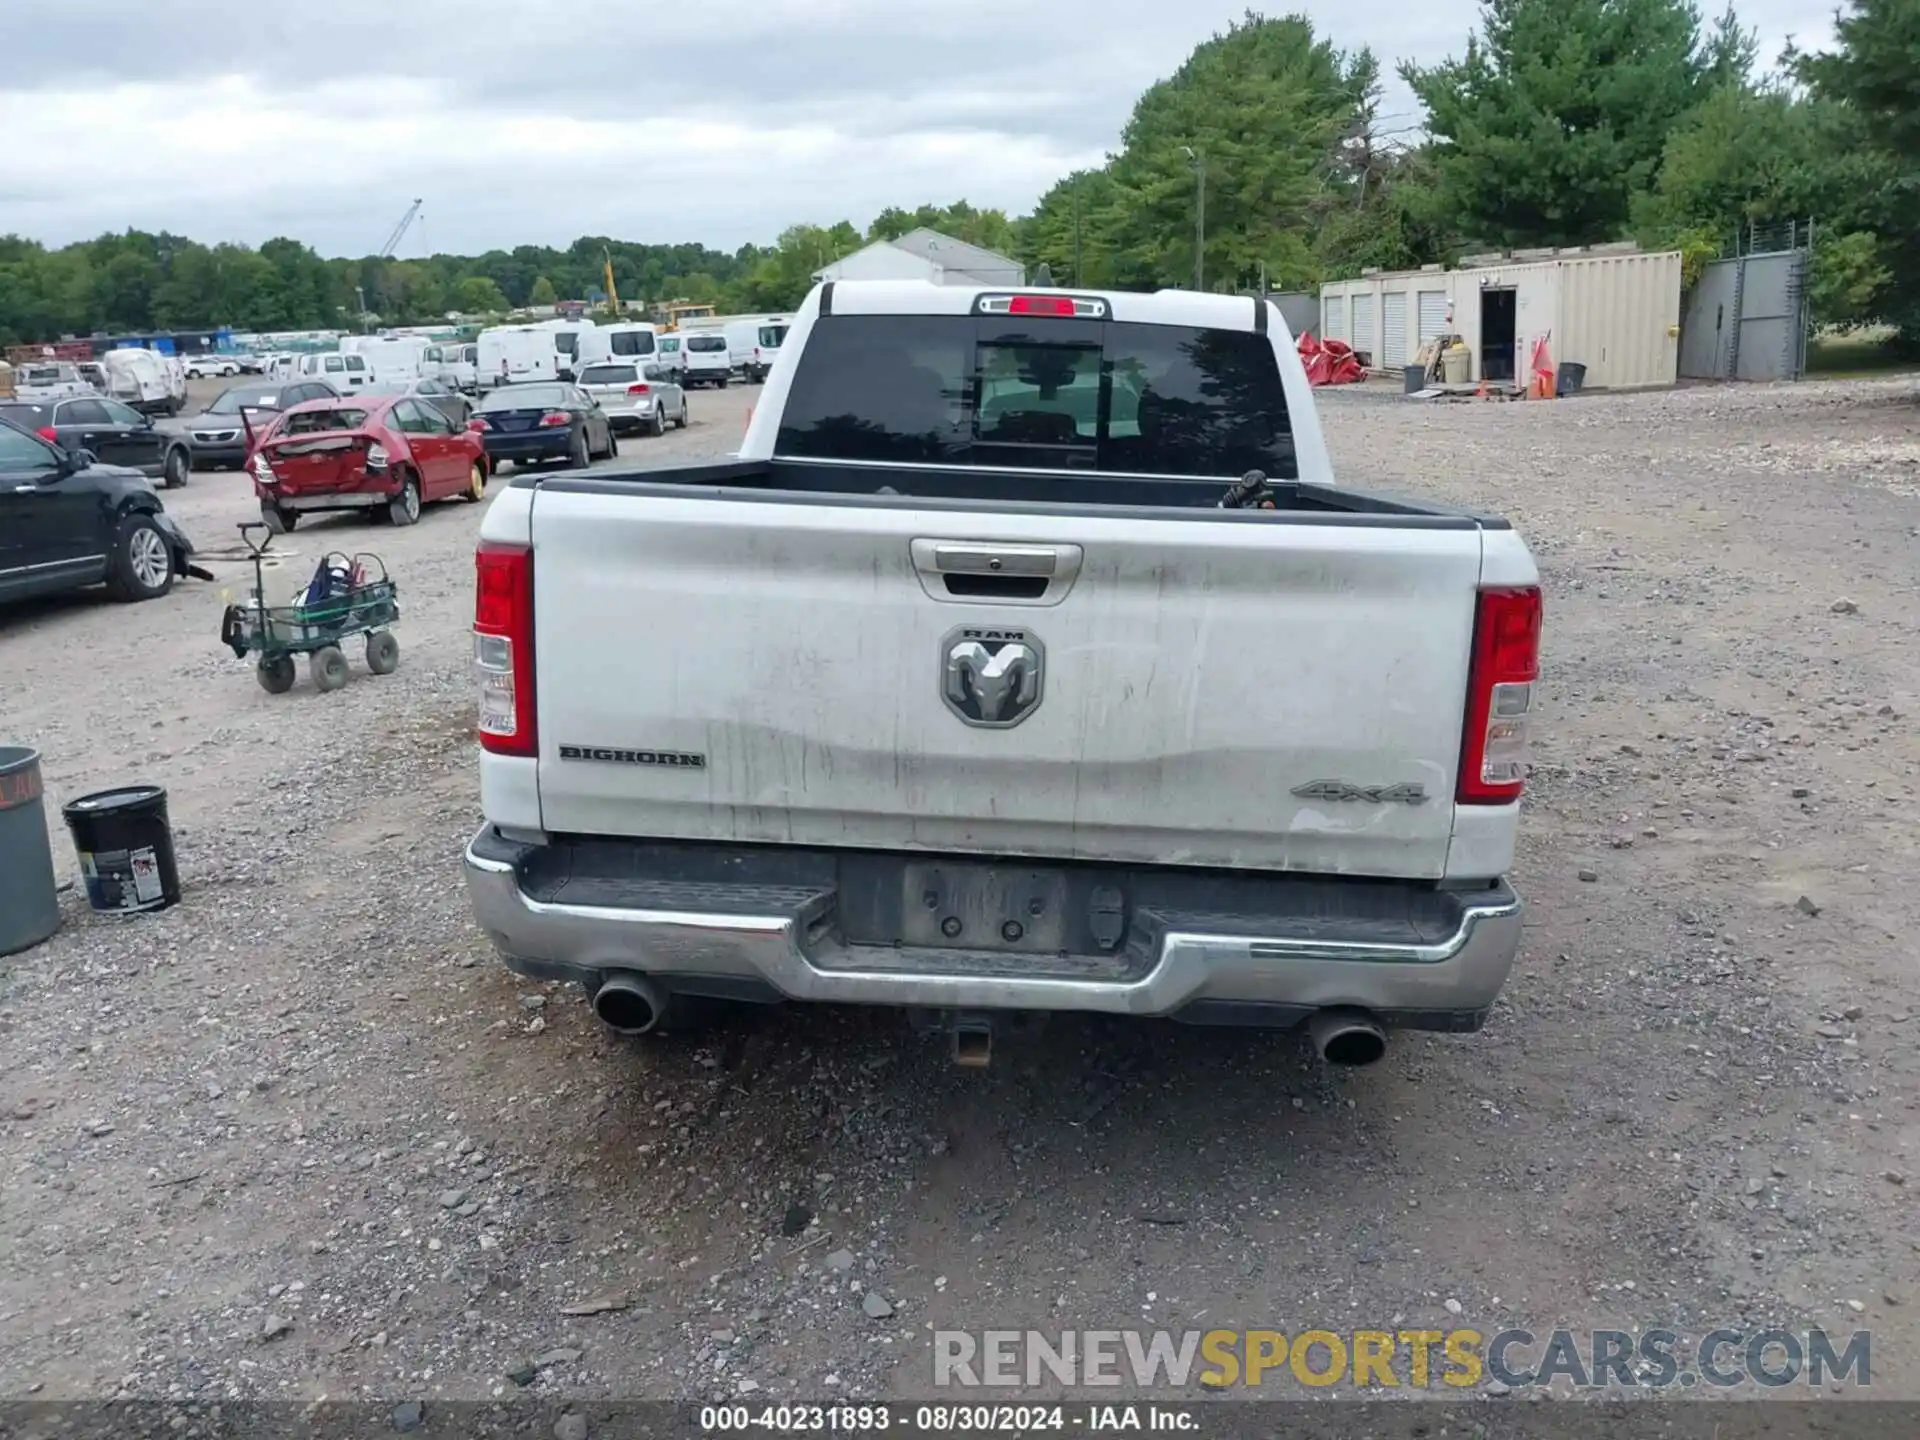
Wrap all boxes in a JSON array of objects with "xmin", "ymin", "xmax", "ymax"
[
  {"xmin": 575, "ymin": 322, "xmax": 660, "ymax": 369},
  {"xmin": 478, "ymin": 327, "xmax": 559, "ymax": 390},
  {"xmin": 538, "ymin": 319, "xmax": 594, "ymax": 380},
  {"xmin": 346, "ymin": 335, "xmax": 430, "ymax": 383},
  {"xmin": 295, "ymin": 351, "xmax": 372, "ymax": 390},
  {"xmin": 426, "ymin": 342, "xmax": 479, "ymax": 392},
  {"xmin": 103, "ymin": 349, "xmax": 178, "ymax": 414},
  {"xmin": 732, "ymin": 318, "xmax": 789, "ymax": 383},
  {"xmin": 679, "ymin": 331, "xmax": 733, "ymax": 388}
]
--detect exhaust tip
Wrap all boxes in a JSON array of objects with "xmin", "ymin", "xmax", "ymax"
[
  {"xmin": 1308, "ymin": 1007, "xmax": 1388, "ymax": 1068},
  {"xmin": 592, "ymin": 972, "xmax": 664, "ymax": 1035}
]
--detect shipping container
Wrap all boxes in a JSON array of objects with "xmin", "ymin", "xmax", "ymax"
[{"xmin": 1320, "ymin": 248, "xmax": 1682, "ymax": 389}]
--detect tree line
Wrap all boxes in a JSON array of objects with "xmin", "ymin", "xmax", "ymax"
[{"xmin": 0, "ymin": 0, "xmax": 1911, "ymax": 350}]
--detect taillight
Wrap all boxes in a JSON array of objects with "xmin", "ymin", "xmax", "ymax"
[
  {"xmin": 1457, "ymin": 586, "xmax": 1542, "ymax": 804},
  {"xmin": 365, "ymin": 441, "xmax": 389, "ymax": 471},
  {"xmin": 474, "ymin": 541, "xmax": 536, "ymax": 757},
  {"xmin": 627, "ymin": 383, "xmax": 650, "ymax": 395},
  {"xmin": 538, "ymin": 412, "xmax": 570, "ymax": 427},
  {"xmin": 467, "ymin": 417, "xmax": 489, "ymax": 432},
  {"xmin": 36, "ymin": 426, "xmax": 58, "ymax": 443}
]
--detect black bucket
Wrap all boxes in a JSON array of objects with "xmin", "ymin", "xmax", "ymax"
[
  {"xmin": 1557, "ymin": 361, "xmax": 1587, "ymax": 397},
  {"xmin": 0, "ymin": 747, "xmax": 63, "ymax": 956},
  {"xmin": 62, "ymin": 785, "xmax": 181, "ymax": 914}
]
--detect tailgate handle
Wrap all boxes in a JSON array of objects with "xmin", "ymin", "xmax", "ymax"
[
  {"xmin": 910, "ymin": 540, "xmax": 1084, "ymax": 607},
  {"xmin": 930, "ymin": 543, "xmax": 1063, "ymax": 577}
]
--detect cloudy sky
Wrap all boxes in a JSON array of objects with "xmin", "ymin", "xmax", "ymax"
[{"xmin": 5, "ymin": 0, "xmax": 1836, "ymax": 259}]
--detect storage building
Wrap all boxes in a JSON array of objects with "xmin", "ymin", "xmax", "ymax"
[
  {"xmin": 1319, "ymin": 247, "xmax": 1683, "ymax": 390},
  {"xmin": 813, "ymin": 228, "xmax": 1024, "ymax": 287}
]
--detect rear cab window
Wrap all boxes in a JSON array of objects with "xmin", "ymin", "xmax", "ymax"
[
  {"xmin": 609, "ymin": 331, "xmax": 655, "ymax": 357},
  {"xmin": 687, "ymin": 335, "xmax": 728, "ymax": 353},
  {"xmin": 775, "ymin": 312, "xmax": 1294, "ymax": 477}
]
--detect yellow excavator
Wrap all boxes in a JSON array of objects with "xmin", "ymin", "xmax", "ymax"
[{"xmin": 653, "ymin": 299, "xmax": 717, "ymax": 332}]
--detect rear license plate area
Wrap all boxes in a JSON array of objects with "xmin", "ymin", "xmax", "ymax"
[{"xmin": 898, "ymin": 862, "xmax": 1073, "ymax": 954}]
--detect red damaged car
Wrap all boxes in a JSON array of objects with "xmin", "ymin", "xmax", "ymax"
[{"xmin": 248, "ymin": 392, "xmax": 488, "ymax": 533}]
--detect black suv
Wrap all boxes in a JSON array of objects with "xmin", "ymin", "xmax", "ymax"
[
  {"xmin": 0, "ymin": 416, "xmax": 202, "ymax": 606},
  {"xmin": 0, "ymin": 395, "xmax": 194, "ymax": 489}
]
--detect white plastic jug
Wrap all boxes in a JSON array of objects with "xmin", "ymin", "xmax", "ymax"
[{"xmin": 249, "ymin": 552, "xmax": 308, "ymax": 611}]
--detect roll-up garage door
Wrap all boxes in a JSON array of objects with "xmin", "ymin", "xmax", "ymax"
[
  {"xmin": 1322, "ymin": 294, "xmax": 1347, "ymax": 342},
  {"xmin": 1349, "ymin": 293, "xmax": 1375, "ymax": 362},
  {"xmin": 1382, "ymin": 292, "xmax": 1408, "ymax": 365}
]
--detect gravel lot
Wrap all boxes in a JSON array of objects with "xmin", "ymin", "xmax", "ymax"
[{"xmin": 1, "ymin": 373, "xmax": 1915, "ymax": 1411}]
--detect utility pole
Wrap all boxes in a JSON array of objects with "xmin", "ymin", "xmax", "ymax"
[{"xmin": 1182, "ymin": 147, "xmax": 1206, "ymax": 291}]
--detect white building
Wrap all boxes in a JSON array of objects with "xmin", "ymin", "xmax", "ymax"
[{"xmin": 813, "ymin": 228, "xmax": 1024, "ymax": 287}]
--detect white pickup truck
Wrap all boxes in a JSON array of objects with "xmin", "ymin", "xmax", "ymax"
[{"xmin": 464, "ymin": 280, "xmax": 1540, "ymax": 1067}]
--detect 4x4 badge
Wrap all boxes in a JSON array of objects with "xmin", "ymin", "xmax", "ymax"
[{"xmin": 1291, "ymin": 780, "xmax": 1429, "ymax": 805}]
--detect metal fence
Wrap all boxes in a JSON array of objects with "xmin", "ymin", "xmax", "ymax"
[{"xmin": 1679, "ymin": 221, "xmax": 1812, "ymax": 383}]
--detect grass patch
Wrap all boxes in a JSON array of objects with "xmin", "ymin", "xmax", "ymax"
[{"xmin": 1807, "ymin": 327, "xmax": 1919, "ymax": 379}]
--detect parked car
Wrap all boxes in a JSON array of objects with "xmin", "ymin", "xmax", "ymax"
[
  {"xmin": 249, "ymin": 392, "xmax": 490, "ymax": 533},
  {"xmin": 75, "ymin": 361, "xmax": 109, "ymax": 393},
  {"xmin": 0, "ymin": 396, "xmax": 193, "ymax": 488},
  {"xmin": 465, "ymin": 280, "xmax": 1541, "ymax": 1068},
  {"xmin": 184, "ymin": 356, "xmax": 241, "ymax": 379},
  {"xmin": 184, "ymin": 379, "xmax": 340, "ymax": 469},
  {"xmin": 14, "ymin": 362, "xmax": 96, "ymax": 402},
  {"xmin": 653, "ymin": 334, "xmax": 686, "ymax": 377},
  {"xmin": 575, "ymin": 362, "xmax": 687, "ymax": 436},
  {"xmin": 0, "ymin": 414, "xmax": 205, "ymax": 605},
  {"xmin": 680, "ymin": 332, "xmax": 732, "ymax": 388},
  {"xmin": 469, "ymin": 382, "xmax": 616, "ymax": 470},
  {"xmin": 358, "ymin": 377, "xmax": 474, "ymax": 428}
]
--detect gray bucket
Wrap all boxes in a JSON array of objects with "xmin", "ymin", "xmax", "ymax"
[
  {"xmin": 1403, "ymin": 364, "xmax": 1428, "ymax": 394},
  {"xmin": 0, "ymin": 747, "xmax": 63, "ymax": 956}
]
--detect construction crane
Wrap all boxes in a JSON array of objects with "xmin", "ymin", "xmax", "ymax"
[
  {"xmin": 377, "ymin": 199, "xmax": 423, "ymax": 259},
  {"xmin": 355, "ymin": 199, "xmax": 425, "ymax": 334},
  {"xmin": 602, "ymin": 247, "xmax": 620, "ymax": 317}
]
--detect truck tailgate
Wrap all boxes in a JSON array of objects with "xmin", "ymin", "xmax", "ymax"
[{"xmin": 527, "ymin": 491, "xmax": 1486, "ymax": 878}]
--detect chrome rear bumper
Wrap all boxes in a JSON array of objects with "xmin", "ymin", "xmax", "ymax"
[{"xmin": 463, "ymin": 828, "xmax": 1523, "ymax": 1026}]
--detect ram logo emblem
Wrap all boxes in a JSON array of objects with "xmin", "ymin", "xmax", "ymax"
[{"xmin": 943, "ymin": 628, "xmax": 1045, "ymax": 728}]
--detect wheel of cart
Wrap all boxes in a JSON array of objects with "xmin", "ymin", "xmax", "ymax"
[{"xmin": 217, "ymin": 524, "xmax": 403, "ymax": 694}]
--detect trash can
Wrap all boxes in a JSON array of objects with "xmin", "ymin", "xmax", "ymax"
[
  {"xmin": 62, "ymin": 784, "xmax": 181, "ymax": 914},
  {"xmin": 0, "ymin": 747, "xmax": 63, "ymax": 956},
  {"xmin": 1403, "ymin": 364, "xmax": 1428, "ymax": 394},
  {"xmin": 1556, "ymin": 362, "xmax": 1587, "ymax": 397}
]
